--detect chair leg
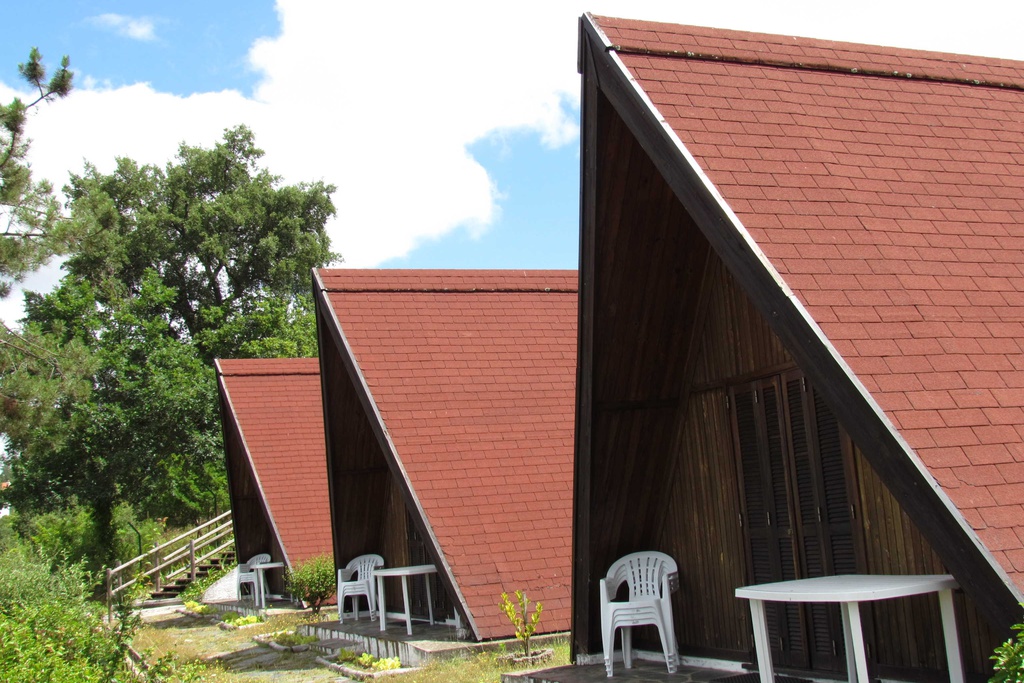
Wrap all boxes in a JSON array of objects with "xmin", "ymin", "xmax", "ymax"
[
  {"xmin": 602, "ymin": 623, "xmax": 615, "ymax": 677},
  {"xmin": 622, "ymin": 627, "xmax": 633, "ymax": 669},
  {"xmin": 655, "ymin": 621, "xmax": 678, "ymax": 674}
]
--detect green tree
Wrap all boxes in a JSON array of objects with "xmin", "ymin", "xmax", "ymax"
[
  {"xmin": 0, "ymin": 48, "xmax": 73, "ymax": 297},
  {"xmin": 63, "ymin": 124, "xmax": 336, "ymax": 360},
  {"xmin": 0, "ymin": 126, "xmax": 336, "ymax": 562}
]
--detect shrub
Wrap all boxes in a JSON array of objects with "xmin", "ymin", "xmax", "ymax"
[
  {"xmin": 500, "ymin": 590, "xmax": 543, "ymax": 657},
  {"xmin": 992, "ymin": 611, "xmax": 1024, "ymax": 683},
  {"xmin": 272, "ymin": 631, "xmax": 318, "ymax": 647},
  {"xmin": 285, "ymin": 554, "xmax": 336, "ymax": 616},
  {"xmin": 0, "ymin": 546, "xmax": 132, "ymax": 682}
]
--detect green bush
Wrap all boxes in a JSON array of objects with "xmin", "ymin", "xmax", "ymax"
[
  {"xmin": 992, "ymin": 612, "xmax": 1024, "ymax": 683},
  {"xmin": 0, "ymin": 546, "xmax": 132, "ymax": 682},
  {"xmin": 286, "ymin": 554, "xmax": 336, "ymax": 616}
]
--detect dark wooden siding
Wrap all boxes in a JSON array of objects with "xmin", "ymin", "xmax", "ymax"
[
  {"xmin": 317, "ymin": 307, "xmax": 392, "ymax": 568},
  {"xmin": 853, "ymin": 447, "xmax": 1000, "ymax": 677},
  {"xmin": 221, "ymin": 392, "xmax": 273, "ymax": 566}
]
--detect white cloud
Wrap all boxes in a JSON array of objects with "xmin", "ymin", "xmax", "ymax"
[
  {"xmin": 3, "ymin": 0, "xmax": 1024, "ymax": 311},
  {"xmin": 88, "ymin": 14, "xmax": 158, "ymax": 42}
]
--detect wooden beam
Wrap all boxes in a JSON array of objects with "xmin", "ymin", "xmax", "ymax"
[{"xmin": 572, "ymin": 15, "xmax": 600, "ymax": 661}]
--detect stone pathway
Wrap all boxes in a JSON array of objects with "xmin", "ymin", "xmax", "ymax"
[{"xmin": 137, "ymin": 607, "xmax": 345, "ymax": 682}]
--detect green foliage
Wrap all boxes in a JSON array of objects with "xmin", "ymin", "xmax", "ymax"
[
  {"xmin": 220, "ymin": 611, "xmax": 261, "ymax": 626},
  {"xmin": 2, "ymin": 505, "xmax": 164, "ymax": 576},
  {"xmin": 270, "ymin": 631, "xmax": 317, "ymax": 647},
  {"xmin": 182, "ymin": 600, "xmax": 213, "ymax": 615},
  {"xmin": 500, "ymin": 590, "xmax": 544, "ymax": 657},
  {"xmin": 0, "ymin": 48, "xmax": 74, "ymax": 298},
  {"xmin": 0, "ymin": 125, "xmax": 336, "ymax": 556},
  {"xmin": 337, "ymin": 649, "xmax": 401, "ymax": 671},
  {"xmin": 0, "ymin": 545, "xmax": 138, "ymax": 683},
  {"xmin": 62, "ymin": 124, "xmax": 337, "ymax": 358},
  {"xmin": 992, "ymin": 610, "xmax": 1024, "ymax": 683},
  {"xmin": 285, "ymin": 554, "xmax": 336, "ymax": 616}
]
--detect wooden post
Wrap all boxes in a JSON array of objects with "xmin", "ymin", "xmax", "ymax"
[
  {"xmin": 106, "ymin": 567, "xmax": 113, "ymax": 621},
  {"xmin": 189, "ymin": 539, "xmax": 196, "ymax": 582},
  {"xmin": 153, "ymin": 543, "xmax": 162, "ymax": 592}
]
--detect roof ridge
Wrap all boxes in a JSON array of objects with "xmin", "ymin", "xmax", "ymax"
[
  {"xmin": 607, "ymin": 43, "xmax": 1024, "ymax": 92},
  {"xmin": 322, "ymin": 286, "xmax": 578, "ymax": 294}
]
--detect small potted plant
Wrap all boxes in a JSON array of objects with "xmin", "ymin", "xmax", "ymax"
[{"xmin": 498, "ymin": 590, "xmax": 552, "ymax": 665}]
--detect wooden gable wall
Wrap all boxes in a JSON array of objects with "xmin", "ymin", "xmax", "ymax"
[
  {"xmin": 316, "ymin": 311, "xmax": 394, "ymax": 568},
  {"xmin": 575, "ymin": 64, "xmax": 1000, "ymax": 675}
]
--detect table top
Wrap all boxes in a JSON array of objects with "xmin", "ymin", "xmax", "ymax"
[
  {"xmin": 374, "ymin": 564, "xmax": 437, "ymax": 578},
  {"xmin": 736, "ymin": 574, "xmax": 957, "ymax": 602},
  {"xmin": 251, "ymin": 562, "xmax": 285, "ymax": 570}
]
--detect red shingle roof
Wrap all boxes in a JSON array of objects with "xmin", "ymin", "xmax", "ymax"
[
  {"xmin": 216, "ymin": 358, "xmax": 332, "ymax": 566},
  {"xmin": 319, "ymin": 269, "xmax": 577, "ymax": 640},
  {"xmin": 593, "ymin": 16, "xmax": 1024, "ymax": 590}
]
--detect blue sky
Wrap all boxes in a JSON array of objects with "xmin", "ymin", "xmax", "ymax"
[{"xmin": 3, "ymin": 0, "xmax": 1024, "ymax": 322}]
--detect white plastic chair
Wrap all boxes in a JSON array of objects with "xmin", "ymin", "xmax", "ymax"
[
  {"xmin": 237, "ymin": 553, "xmax": 271, "ymax": 604},
  {"xmin": 600, "ymin": 551, "xmax": 680, "ymax": 677},
  {"xmin": 337, "ymin": 554, "xmax": 384, "ymax": 622}
]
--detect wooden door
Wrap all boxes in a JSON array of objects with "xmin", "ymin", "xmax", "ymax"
[{"xmin": 731, "ymin": 370, "xmax": 857, "ymax": 672}]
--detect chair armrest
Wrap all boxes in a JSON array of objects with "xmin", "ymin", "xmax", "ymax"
[
  {"xmin": 664, "ymin": 571, "xmax": 680, "ymax": 594},
  {"xmin": 599, "ymin": 578, "xmax": 613, "ymax": 605},
  {"xmin": 338, "ymin": 568, "xmax": 356, "ymax": 582}
]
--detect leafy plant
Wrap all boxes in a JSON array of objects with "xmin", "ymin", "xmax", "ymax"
[
  {"xmin": 992, "ymin": 610, "xmax": 1024, "ymax": 683},
  {"xmin": 219, "ymin": 611, "xmax": 262, "ymax": 626},
  {"xmin": 272, "ymin": 631, "xmax": 318, "ymax": 647},
  {"xmin": 338, "ymin": 650, "xmax": 401, "ymax": 671},
  {"xmin": 182, "ymin": 600, "xmax": 213, "ymax": 615},
  {"xmin": 285, "ymin": 554, "xmax": 336, "ymax": 616},
  {"xmin": 499, "ymin": 590, "xmax": 544, "ymax": 657}
]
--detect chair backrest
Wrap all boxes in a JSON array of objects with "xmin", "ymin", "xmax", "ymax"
[
  {"xmin": 605, "ymin": 551, "xmax": 678, "ymax": 600},
  {"xmin": 345, "ymin": 554, "xmax": 384, "ymax": 581},
  {"xmin": 243, "ymin": 553, "xmax": 271, "ymax": 571}
]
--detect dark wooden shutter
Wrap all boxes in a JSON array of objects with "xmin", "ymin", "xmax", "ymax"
[
  {"xmin": 734, "ymin": 371, "xmax": 859, "ymax": 674},
  {"xmin": 732, "ymin": 379, "xmax": 807, "ymax": 668},
  {"xmin": 783, "ymin": 372, "xmax": 855, "ymax": 670}
]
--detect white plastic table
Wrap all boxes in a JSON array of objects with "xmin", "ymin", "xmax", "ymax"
[
  {"xmin": 251, "ymin": 561, "xmax": 284, "ymax": 609},
  {"xmin": 736, "ymin": 575, "xmax": 963, "ymax": 683},
  {"xmin": 374, "ymin": 564, "xmax": 437, "ymax": 635}
]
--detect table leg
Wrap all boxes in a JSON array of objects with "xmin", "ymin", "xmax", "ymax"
[
  {"xmin": 748, "ymin": 599, "xmax": 774, "ymax": 683},
  {"xmin": 425, "ymin": 574, "xmax": 435, "ymax": 625},
  {"xmin": 937, "ymin": 589, "xmax": 965, "ymax": 683},
  {"xmin": 256, "ymin": 570, "xmax": 265, "ymax": 609},
  {"xmin": 840, "ymin": 602, "xmax": 869, "ymax": 683},
  {"xmin": 377, "ymin": 575, "xmax": 387, "ymax": 632},
  {"xmin": 401, "ymin": 575, "xmax": 412, "ymax": 636}
]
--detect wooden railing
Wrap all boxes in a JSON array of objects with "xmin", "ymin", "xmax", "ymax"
[{"xmin": 106, "ymin": 510, "xmax": 234, "ymax": 618}]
